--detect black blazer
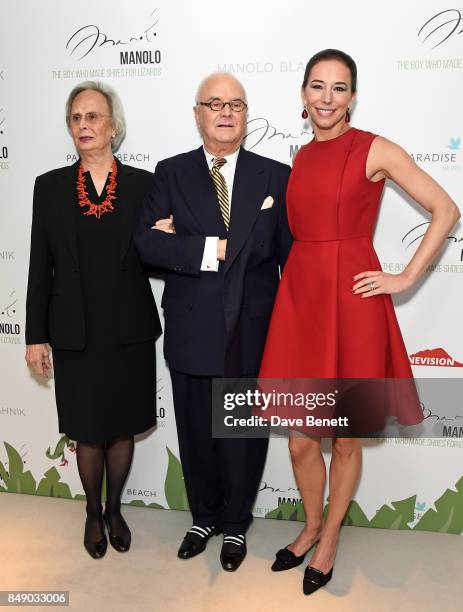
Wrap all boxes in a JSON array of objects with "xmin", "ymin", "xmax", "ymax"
[
  {"xmin": 134, "ymin": 146, "xmax": 292, "ymax": 377},
  {"xmin": 26, "ymin": 159, "xmax": 161, "ymax": 349}
]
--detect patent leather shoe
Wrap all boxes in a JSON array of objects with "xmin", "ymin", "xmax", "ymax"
[
  {"xmin": 178, "ymin": 525, "xmax": 220, "ymax": 559},
  {"xmin": 103, "ymin": 512, "xmax": 131, "ymax": 553},
  {"xmin": 303, "ymin": 565, "xmax": 333, "ymax": 595},
  {"xmin": 83, "ymin": 517, "xmax": 108, "ymax": 560},
  {"xmin": 220, "ymin": 534, "xmax": 247, "ymax": 572}
]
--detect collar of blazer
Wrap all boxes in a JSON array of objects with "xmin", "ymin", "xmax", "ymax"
[
  {"xmin": 188, "ymin": 145, "xmax": 268, "ymax": 273},
  {"xmin": 55, "ymin": 157, "xmax": 136, "ymax": 269}
]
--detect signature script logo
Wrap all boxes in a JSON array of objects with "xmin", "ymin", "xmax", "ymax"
[
  {"xmin": 1, "ymin": 291, "xmax": 17, "ymax": 317},
  {"xmin": 423, "ymin": 405, "xmax": 463, "ymax": 422},
  {"xmin": 245, "ymin": 117, "xmax": 310, "ymax": 151},
  {"xmin": 66, "ymin": 8, "xmax": 159, "ymax": 60},
  {"xmin": 402, "ymin": 222, "xmax": 462, "ymax": 250},
  {"xmin": 259, "ymin": 481, "xmax": 299, "ymax": 494},
  {"xmin": 418, "ymin": 9, "xmax": 463, "ymax": 49}
]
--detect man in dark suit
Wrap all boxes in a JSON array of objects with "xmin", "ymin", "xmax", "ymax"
[{"xmin": 135, "ymin": 72, "xmax": 292, "ymax": 571}]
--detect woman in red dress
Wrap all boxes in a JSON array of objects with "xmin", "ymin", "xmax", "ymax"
[{"xmin": 259, "ymin": 49, "xmax": 460, "ymax": 595}]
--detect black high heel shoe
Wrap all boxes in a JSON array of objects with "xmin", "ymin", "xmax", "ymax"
[
  {"xmin": 103, "ymin": 511, "xmax": 131, "ymax": 553},
  {"xmin": 83, "ymin": 516, "xmax": 108, "ymax": 560},
  {"xmin": 303, "ymin": 565, "xmax": 333, "ymax": 595},
  {"xmin": 271, "ymin": 538, "xmax": 319, "ymax": 572}
]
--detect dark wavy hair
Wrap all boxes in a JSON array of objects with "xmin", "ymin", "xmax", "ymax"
[{"xmin": 302, "ymin": 49, "xmax": 357, "ymax": 93}]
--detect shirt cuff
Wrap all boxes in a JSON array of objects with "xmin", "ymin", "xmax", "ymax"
[{"xmin": 200, "ymin": 236, "xmax": 219, "ymax": 272}]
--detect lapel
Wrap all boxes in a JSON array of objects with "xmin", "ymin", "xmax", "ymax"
[
  {"xmin": 115, "ymin": 160, "xmax": 137, "ymax": 265},
  {"xmin": 56, "ymin": 158, "xmax": 135, "ymax": 267},
  {"xmin": 57, "ymin": 161, "xmax": 79, "ymax": 266},
  {"xmin": 224, "ymin": 147, "xmax": 267, "ymax": 273},
  {"xmin": 183, "ymin": 147, "xmax": 226, "ymax": 234}
]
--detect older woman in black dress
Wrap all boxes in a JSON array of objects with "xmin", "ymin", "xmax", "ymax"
[{"xmin": 25, "ymin": 81, "xmax": 162, "ymax": 559}]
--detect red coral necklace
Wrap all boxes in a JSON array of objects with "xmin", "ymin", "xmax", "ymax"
[{"xmin": 77, "ymin": 159, "xmax": 118, "ymax": 219}]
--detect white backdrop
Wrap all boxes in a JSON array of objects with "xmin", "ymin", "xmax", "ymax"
[{"xmin": 1, "ymin": 0, "xmax": 462, "ymax": 533}]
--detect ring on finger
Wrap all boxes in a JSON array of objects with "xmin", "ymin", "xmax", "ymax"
[{"xmin": 368, "ymin": 281, "xmax": 377, "ymax": 291}]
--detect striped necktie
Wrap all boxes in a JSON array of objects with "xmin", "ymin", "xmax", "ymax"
[{"xmin": 209, "ymin": 157, "xmax": 230, "ymax": 229}]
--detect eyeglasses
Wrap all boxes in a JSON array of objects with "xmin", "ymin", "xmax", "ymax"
[
  {"xmin": 70, "ymin": 112, "xmax": 112, "ymax": 125},
  {"xmin": 197, "ymin": 98, "xmax": 248, "ymax": 112}
]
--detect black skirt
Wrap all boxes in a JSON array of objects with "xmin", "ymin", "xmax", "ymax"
[{"xmin": 52, "ymin": 171, "xmax": 157, "ymax": 443}]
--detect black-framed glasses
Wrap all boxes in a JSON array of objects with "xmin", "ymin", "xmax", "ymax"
[{"xmin": 197, "ymin": 98, "xmax": 248, "ymax": 112}]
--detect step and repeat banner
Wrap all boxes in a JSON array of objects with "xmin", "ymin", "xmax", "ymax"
[{"xmin": 1, "ymin": 1, "xmax": 462, "ymax": 533}]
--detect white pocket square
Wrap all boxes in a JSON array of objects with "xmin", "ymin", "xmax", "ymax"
[{"xmin": 261, "ymin": 196, "xmax": 274, "ymax": 210}]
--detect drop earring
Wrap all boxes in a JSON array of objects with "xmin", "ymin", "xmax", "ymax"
[
  {"xmin": 301, "ymin": 108, "xmax": 308, "ymax": 119},
  {"xmin": 345, "ymin": 108, "xmax": 351, "ymax": 123}
]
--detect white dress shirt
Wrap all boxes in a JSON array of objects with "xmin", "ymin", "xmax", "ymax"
[{"xmin": 200, "ymin": 146, "xmax": 239, "ymax": 272}]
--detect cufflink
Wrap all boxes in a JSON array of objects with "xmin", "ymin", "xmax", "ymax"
[{"xmin": 261, "ymin": 196, "xmax": 274, "ymax": 210}]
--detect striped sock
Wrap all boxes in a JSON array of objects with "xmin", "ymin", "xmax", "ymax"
[
  {"xmin": 223, "ymin": 534, "xmax": 245, "ymax": 546},
  {"xmin": 188, "ymin": 525, "xmax": 214, "ymax": 538}
]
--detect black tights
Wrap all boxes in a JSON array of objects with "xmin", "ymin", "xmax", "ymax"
[{"xmin": 76, "ymin": 436, "xmax": 134, "ymax": 542}]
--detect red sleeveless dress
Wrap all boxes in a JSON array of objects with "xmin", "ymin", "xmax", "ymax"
[{"xmin": 259, "ymin": 128, "xmax": 422, "ymax": 426}]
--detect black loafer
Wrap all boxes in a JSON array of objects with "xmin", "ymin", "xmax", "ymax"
[
  {"xmin": 220, "ymin": 534, "xmax": 247, "ymax": 572},
  {"xmin": 178, "ymin": 525, "xmax": 220, "ymax": 559},
  {"xmin": 83, "ymin": 517, "xmax": 108, "ymax": 560},
  {"xmin": 103, "ymin": 512, "xmax": 131, "ymax": 553},
  {"xmin": 271, "ymin": 546, "xmax": 307, "ymax": 571},
  {"xmin": 271, "ymin": 536, "xmax": 319, "ymax": 572},
  {"xmin": 303, "ymin": 565, "xmax": 333, "ymax": 595}
]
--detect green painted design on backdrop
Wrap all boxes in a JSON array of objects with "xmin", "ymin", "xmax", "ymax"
[
  {"xmin": 340, "ymin": 501, "xmax": 371, "ymax": 528},
  {"xmin": 266, "ymin": 496, "xmax": 416, "ymax": 530},
  {"xmin": 129, "ymin": 446, "xmax": 189, "ymax": 510},
  {"xmin": 0, "ymin": 443, "xmax": 36, "ymax": 494},
  {"xmin": 1, "ymin": 441, "xmax": 104, "ymax": 502},
  {"xmin": 164, "ymin": 447, "xmax": 189, "ymax": 511},
  {"xmin": 414, "ymin": 476, "xmax": 463, "ymax": 533},
  {"xmin": 36, "ymin": 467, "xmax": 72, "ymax": 499},
  {"xmin": 129, "ymin": 500, "xmax": 165, "ymax": 509},
  {"xmin": 266, "ymin": 502, "xmax": 306, "ymax": 522},
  {"xmin": 1, "ymin": 441, "xmax": 186, "ymax": 509},
  {"xmin": 2, "ymin": 440, "xmax": 462, "ymax": 534},
  {"xmin": 369, "ymin": 496, "xmax": 416, "ymax": 529},
  {"xmin": 0, "ymin": 442, "xmax": 73, "ymax": 498},
  {"xmin": 46, "ymin": 435, "xmax": 76, "ymax": 466},
  {"xmin": 265, "ymin": 483, "xmax": 463, "ymax": 534}
]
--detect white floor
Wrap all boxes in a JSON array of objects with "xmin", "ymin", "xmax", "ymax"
[{"xmin": 1, "ymin": 493, "xmax": 461, "ymax": 612}]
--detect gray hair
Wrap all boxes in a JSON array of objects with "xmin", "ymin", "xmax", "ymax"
[{"xmin": 65, "ymin": 81, "xmax": 126, "ymax": 151}]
